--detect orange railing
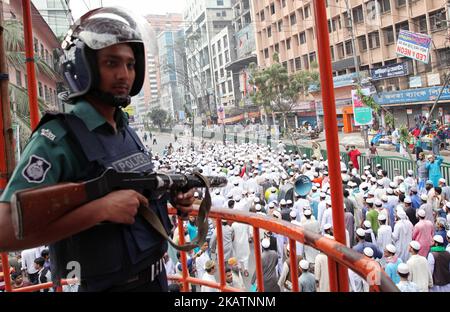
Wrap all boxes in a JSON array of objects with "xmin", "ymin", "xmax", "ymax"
[
  {"xmin": 167, "ymin": 206, "xmax": 399, "ymax": 293},
  {"xmin": 1, "ymin": 205, "xmax": 399, "ymax": 292}
]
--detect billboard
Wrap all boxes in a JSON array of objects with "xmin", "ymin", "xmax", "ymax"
[
  {"xmin": 370, "ymin": 63, "xmax": 409, "ymax": 81},
  {"xmin": 396, "ymin": 30, "xmax": 432, "ymax": 64},
  {"xmin": 352, "ymin": 88, "xmax": 373, "ymax": 126}
]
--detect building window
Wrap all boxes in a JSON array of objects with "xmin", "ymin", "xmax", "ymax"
[
  {"xmin": 345, "ymin": 40, "xmax": 353, "ymax": 56},
  {"xmin": 303, "ymin": 54, "xmax": 309, "ymax": 69},
  {"xmin": 44, "ymin": 85, "xmax": 49, "ymax": 101},
  {"xmin": 286, "ymin": 38, "xmax": 291, "ymax": 50},
  {"xmin": 417, "ymin": 15, "xmax": 427, "ymax": 34},
  {"xmin": 330, "ymin": 46, "xmax": 335, "ymax": 61},
  {"xmin": 225, "ymin": 51, "xmax": 230, "ymax": 63},
  {"xmin": 275, "ymin": 43, "xmax": 280, "ymax": 53},
  {"xmin": 438, "ymin": 48, "xmax": 450, "ymax": 67},
  {"xmin": 217, "ymin": 0, "xmax": 224, "ymax": 5},
  {"xmin": 295, "ymin": 57, "xmax": 302, "ymax": 70},
  {"xmin": 358, "ymin": 35, "xmax": 367, "ymax": 51},
  {"xmin": 264, "ymin": 48, "xmax": 269, "ymax": 58},
  {"xmin": 368, "ymin": 31, "xmax": 380, "ymax": 49},
  {"xmin": 223, "ymin": 35, "xmax": 228, "ymax": 48},
  {"xmin": 289, "ymin": 59, "xmax": 295, "ymax": 72},
  {"xmin": 282, "ymin": 0, "xmax": 286, "ymax": 8},
  {"xmin": 304, "ymin": 5, "xmax": 311, "ymax": 18},
  {"xmin": 270, "ymin": 3, "xmax": 275, "ymax": 15},
  {"xmin": 282, "ymin": 61, "xmax": 288, "ymax": 70},
  {"xmin": 395, "ymin": 21, "xmax": 409, "ymax": 38},
  {"xmin": 299, "ymin": 32, "xmax": 306, "ymax": 44},
  {"xmin": 15, "ymin": 70, "xmax": 21, "ymax": 87},
  {"xmin": 267, "ymin": 26, "xmax": 272, "ymax": 37},
  {"xmin": 353, "ymin": 6, "xmax": 364, "ymax": 23},
  {"xmin": 309, "ymin": 52, "xmax": 316, "ymax": 63},
  {"xmin": 222, "ymin": 10, "xmax": 226, "ymax": 17},
  {"xmin": 290, "ymin": 13, "xmax": 297, "ymax": 25},
  {"xmin": 337, "ymin": 43, "xmax": 345, "ymax": 59},
  {"xmin": 260, "ymin": 10, "xmax": 265, "ymax": 21},
  {"xmin": 396, "ymin": 0, "xmax": 406, "ymax": 7},
  {"xmin": 277, "ymin": 20, "xmax": 283, "ymax": 32},
  {"xmin": 430, "ymin": 10, "xmax": 446, "ymax": 32},
  {"xmin": 383, "ymin": 26, "xmax": 395, "ymax": 44},
  {"xmin": 379, "ymin": 0, "xmax": 391, "ymax": 13},
  {"xmin": 38, "ymin": 82, "xmax": 43, "ymax": 98},
  {"xmin": 328, "ymin": 20, "xmax": 332, "ymax": 33}
]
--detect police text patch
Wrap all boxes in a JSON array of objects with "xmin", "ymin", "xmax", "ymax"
[
  {"xmin": 111, "ymin": 153, "xmax": 152, "ymax": 172},
  {"xmin": 40, "ymin": 129, "xmax": 56, "ymax": 141},
  {"xmin": 22, "ymin": 155, "xmax": 52, "ymax": 184}
]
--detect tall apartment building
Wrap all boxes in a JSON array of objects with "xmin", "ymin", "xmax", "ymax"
[
  {"xmin": 32, "ymin": 0, "xmax": 73, "ymax": 37},
  {"xmin": 183, "ymin": 0, "xmax": 234, "ymax": 122},
  {"xmin": 252, "ymin": 0, "xmax": 450, "ymax": 130},
  {"xmin": 158, "ymin": 29, "xmax": 188, "ymax": 121}
]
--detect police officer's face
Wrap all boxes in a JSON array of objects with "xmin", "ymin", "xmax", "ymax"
[{"xmin": 97, "ymin": 44, "xmax": 136, "ymax": 96}]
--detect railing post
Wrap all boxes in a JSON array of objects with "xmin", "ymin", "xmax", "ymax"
[
  {"xmin": 252, "ymin": 227, "xmax": 264, "ymax": 292},
  {"xmin": 177, "ymin": 217, "xmax": 190, "ymax": 292},
  {"xmin": 1, "ymin": 252, "xmax": 12, "ymax": 292},
  {"xmin": 288, "ymin": 239, "xmax": 299, "ymax": 292},
  {"xmin": 215, "ymin": 219, "xmax": 226, "ymax": 291}
]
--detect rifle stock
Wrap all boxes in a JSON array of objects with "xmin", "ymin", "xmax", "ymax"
[{"xmin": 11, "ymin": 182, "xmax": 90, "ymax": 240}]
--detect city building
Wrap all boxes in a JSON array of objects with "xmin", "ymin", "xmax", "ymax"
[
  {"xmin": 32, "ymin": 0, "xmax": 73, "ymax": 37},
  {"xmin": 251, "ymin": 0, "xmax": 450, "ymax": 131},
  {"xmin": 183, "ymin": 0, "xmax": 234, "ymax": 123},
  {"xmin": 158, "ymin": 28, "xmax": 188, "ymax": 121}
]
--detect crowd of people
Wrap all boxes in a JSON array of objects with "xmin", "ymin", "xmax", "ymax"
[{"xmin": 155, "ymin": 140, "xmax": 450, "ymax": 292}]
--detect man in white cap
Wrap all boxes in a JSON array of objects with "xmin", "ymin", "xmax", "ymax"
[
  {"xmin": 412, "ymin": 209, "xmax": 435, "ymax": 257},
  {"xmin": 301, "ymin": 209, "xmax": 320, "ymax": 266},
  {"xmin": 406, "ymin": 241, "xmax": 433, "ymax": 292},
  {"xmin": 376, "ymin": 214, "xmax": 392, "ymax": 253},
  {"xmin": 353, "ymin": 228, "xmax": 383, "ymax": 259},
  {"xmin": 212, "ymin": 189, "xmax": 226, "ymax": 209},
  {"xmin": 383, "ymin": 244, "xmax": 402, "ymax": 284},
  {"xmin": 316, "ymin": 193, "xmax": 328, "ymax": 227},
  {"xmin": 363, "ymin": 220, "xmax": 376, "ymax": 244},
  {"xmin": 404, "ymin": 197, "xmax": 419, "ymax": 226},
  {"xmin": 201, "ymin": 260, "xmax": 219, "ymax": 292},
  {"xmin": 315, "ymin": 245, "xmax": 330, "ymax": 292},
  {"xmin": 277, "ymin": 244, "xmax": 301, "ymax": 292},
  {"xmin": 231, "ymin": 221, "xmax": 252, "ymax": 278},
  {"xmin": 209, "ymin": 220, "xmax": 235, "ymax": 263},
  {"xmin": 320, "ymin": 200, "xmax": 333, "ymax": 233},
  {"xmin": 396, "ymin": 263, "xmax": 419, "ymax": 292},
  {"xmin": 257, "ymin": 238, "xmax": 280, "ymax": 292},
  {"xmin": 438, "ymin": 178, "xmax": 450, "ymax": 201},
  {"xmin": 392, "ymin": 210, "xmax": 414, "ymax": 262},
  {"xmin": 427, "ymin": 235, "xmax": 450, "ymax": 292},
  {"xmin": 298, "ymin": 260, "xmax": 316, "ymax": 292},
  {"xmin": 418, "ymin": 194, "xmax": 434, "ymax": 223},
  {"xmin": 404, "ymin": 170, "xmax": 417, "ymax": 192}
]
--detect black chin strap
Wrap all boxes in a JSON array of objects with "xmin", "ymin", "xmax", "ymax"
[{"xmin": 89, "ymin": 90, "xmax": 131, "ymax": 108}]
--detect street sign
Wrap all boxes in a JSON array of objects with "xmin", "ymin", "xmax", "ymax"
[
  {"xmin": 352, "ymin": 88, "xmax": 373, "ymax": 126},
  {"xmin": 396, "ymin": 30, "xmax": 432, "ymax": 64}
]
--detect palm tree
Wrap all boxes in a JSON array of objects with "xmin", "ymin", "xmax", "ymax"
[{"xmin": 4, "ymin": 19, "xmax": 60, "ymax": 149}]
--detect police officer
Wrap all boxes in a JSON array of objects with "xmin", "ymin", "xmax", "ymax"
[{"xmin": 0, "ymin": 7, "xmax": 195, "ymax": 292}]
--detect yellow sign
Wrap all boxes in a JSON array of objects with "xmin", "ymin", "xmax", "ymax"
[{"xmin": 123, "ymin": 106, "xmax": 135, "ymax": 116}]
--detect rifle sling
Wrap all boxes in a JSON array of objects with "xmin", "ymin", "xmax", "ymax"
[{"xmin": 138, "ymin": 172, "xmax": 211, "ymax": 252}]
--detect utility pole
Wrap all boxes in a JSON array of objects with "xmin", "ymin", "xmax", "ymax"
[
  {"xmin": 0, "ymin": 0, "xmax": 16, "ymax": 191},
  {"xmin": 344, "ymin": 0, "xmax": 369, "ymax": 148}
]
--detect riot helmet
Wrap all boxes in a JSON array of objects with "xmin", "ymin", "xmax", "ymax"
[{"xmin": 59, "ymin": 7, "xmax": 145, "ymax": 107}]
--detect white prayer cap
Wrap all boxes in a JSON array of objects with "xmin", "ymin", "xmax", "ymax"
[
  {"xmin": 397, "ymin": 209, "xmax": 407, "ymax": 219},
  {"xmin": 386, "ymin": 244, "xmax": 396, "ymax": 254},
  {"xmin": 363, "ymin": 220, "xmax": 372, "ymax": 228},
  {"xmin": 433, "ymin": 235, "xmax": 444, "ymax": 244},
  {"xmin": 270, "ymin": 187, "xmax": 277, "ymax": 193},
  {"xmin": 233, "ymin": 180, "xmax": 240, "ymax": 186},
  {"xmin": 314, "ymin": 172, "xmax": 319, "ymax": 178},
  {"xmin": 397, "ymin": 263, "xmax": 409, "ymax": 275},
  {"xmin": 364, "ymin": 165, "xmax": 371, "ymax": 170},
  {"xmin": 409, "ymin": 241, "xmax": 421, "ymax": 251},
  {"xmin": 312, "ymin": 186, "xmax": 318, "ymax": 191},
  {"xmin": 326, "ymin": 199, "xmax": 332, "ymax": 206},
  {"xmin": 268, "ymin": 202, "xmax": 275, "ymax": 208},
  {"xmin": 404, "ymin": 197, "xmax": 412, "ymax": 204},
  {"xmin": 254, "ymin": 197, "xmax": 260, "ymax": 203},
  {"xmin": 320, "ymin": 192, "xmax": 327, "ymax": 198},
  {"xmin": 273, "ymin": 210, "xmax": 281, "ymax": 219},
  {"xmin": 439, "ymin": 178, "xmax": 446, "ymax": 184},
  {"xmin": 389, "ymin": 182, "xmax": 397, "ymax": 188},
  {"xmin": 368, "ymin": 190, "xmax": 375, "ymax": 196},
  {"xmin": 233, "ymin": 194, "xmax": 242, "ymax": 201},
  {"xmin": 386, "ymin": 188, "xmax": 394, "ymax": 195},
  {"xmin": 304, "ymin": 209, "xmax": 312, "ymax": 217},
  {"xmin": 378, "ymin": 213, "xmax": 387, "ymax": 221},
  {"xmin": 280, "ymin": 199, "xmax": 287, "ymax": 205},
  {"xmin": 342, "ymin": 174, "xmax": 350, "ymax": 182},
  {"xmin": 363, "ymin": 247, "xmax": 374, "ymax": 258},
  {"xmin": 418, "ymin": 209, "xmax": 426, "ymax": 218},
  {"xmin": 377, "ymin": 180, "xmax": 384, "ymax": 186},
  {"xmin": 255, "ymin": 204, "xmax": 262, "ymax": 211},
  {"xmin": 289, "ymin": 210, "xmax": 297, "ymax": 218},
  {"xmin": 381, "ymin": 195, "xmax": 388, "ymax": 202},
  {"xmin": 374, "ymin": 199, "xmax": 383, "ymax": 206},
  {"xmin": 356, "ymin": 228, "xmax": 366, "ymax": 237},
  {"xmin": 286, "ymin": 200, "xmax": 293, "ymax": 205},
  {"xmin": 348, "ymin": 181, "xmax": 356, "ymax": 187},
  {"xmin": 194, "ymin": 192, "xmax": 200, "ymax": 198},
  {"xmin": 215, "ymin": 189, "xmax": 221, "ymax": 195},
  {"xmin": 261, "ymin": 238, "xmax": 270, "ymax": 249},
  {"xmin": 398, "ymin": 176, "xmax": 405, "ymax": 181},
  {"xmin": 324, "ymin": 223, "xmax": 332, "ymax": 231},
  {"xmin": 366, "ymin": 198, "xmax": 374, "ymax": 204},
  {"xmin": 420, "ymin": 194, "xmax": 428, "ymax": 201},
  {"xmin": 377, "ymin": 170, "xmax": 383, "ymax": 176},
  {"xmin": 299, "ymin": 260, "xmax": 310, "ymax": 270},
  {"xmin": 360, "ymin": 182, "xmax": 368, "ymax": 190}
]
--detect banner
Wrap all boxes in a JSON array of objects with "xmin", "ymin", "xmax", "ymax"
[
  {"xmin": 396, "ymin": 30, "xmax": 432, "ymax": 64},
  {"xmin": 352, "ymin": 88, "xmax": 373, "ymax": 126},
  {"xmin": 370, "ymin": 63, "xmax": 409, "ymax": 81}
]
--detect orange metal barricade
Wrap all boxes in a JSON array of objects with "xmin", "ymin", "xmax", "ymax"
[{"xmin": 1, "ymin": 205, "xmax": 399, "ymax": 292}]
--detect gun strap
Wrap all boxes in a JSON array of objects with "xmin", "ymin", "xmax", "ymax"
[{"xmin": 138, "ymin": 171, "xmax": 211, "ymax": 252}]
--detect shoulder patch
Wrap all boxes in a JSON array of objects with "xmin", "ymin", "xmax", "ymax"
[
  {"xmin": 22, "ymin": 155, "xmax": 52, "ymax": 184},
  {"xmin": 40, "ymin": 128, "xmax": 57, "ymax": 141}
]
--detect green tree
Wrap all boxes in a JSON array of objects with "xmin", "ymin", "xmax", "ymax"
[
  {"xmin": 4, "ymin": 19, "xmax": 59, "ymax": 148},
  {"xmin": 148, "ymin": 107, "xmax": 169, "ymax": 129},
  {"xmin": 249, "ymin": 53, "xmax": 320, "ymax": 150}
]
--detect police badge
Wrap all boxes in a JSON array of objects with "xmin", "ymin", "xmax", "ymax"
[{"xmin": 22, "ymin": 155, "xmax": 52, "ymax": 184}]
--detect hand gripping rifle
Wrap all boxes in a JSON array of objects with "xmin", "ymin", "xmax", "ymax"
[{"xmin": 10, "ymin": 169, "xmax": 227, "ymax": 251}]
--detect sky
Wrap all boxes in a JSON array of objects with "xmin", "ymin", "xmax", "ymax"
[{"xmin": 70, "ymin": 0, "xmax": 185, "ymax": 20}]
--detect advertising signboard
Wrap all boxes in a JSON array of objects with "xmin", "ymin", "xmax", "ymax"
[
  {"xmin": 352, "ymin": 88, "xmax": 373, "ymax": 126},
  {"xmin": 396, "ymin": 30, "xmax": 432, "ymax": 64}
]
